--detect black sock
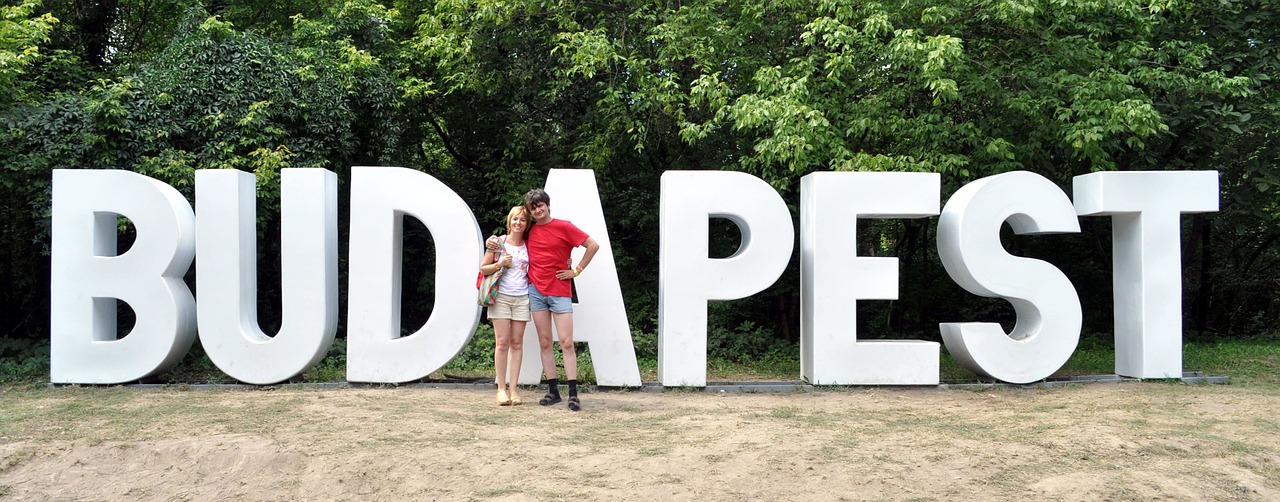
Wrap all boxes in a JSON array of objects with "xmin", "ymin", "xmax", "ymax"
[
  {"xmin": 546, "ymin": 378, "xmax": 560, "ymax": 396},
  {"xmin": 567, "ymin": 379, "xmax": 578, "ymax": 397}
]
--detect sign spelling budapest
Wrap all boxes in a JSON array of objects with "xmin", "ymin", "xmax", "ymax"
[{"xmin": 49, "ymin": 168, "xmax": 1218, "ymax": 387}]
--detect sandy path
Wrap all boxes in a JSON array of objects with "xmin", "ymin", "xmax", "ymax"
[{"xmin": 1, "ymin": 383, "xmax": 1277, "ymax": 500}]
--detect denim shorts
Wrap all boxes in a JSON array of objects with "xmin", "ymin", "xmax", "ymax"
[{"xmin": 529, "ymin": 284, "xmax": 573, "ymax": 314}]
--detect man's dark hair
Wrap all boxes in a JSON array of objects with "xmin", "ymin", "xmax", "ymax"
[{"xmin": 524, "ymin": 188, "xmax": 550, "ymax": 209}]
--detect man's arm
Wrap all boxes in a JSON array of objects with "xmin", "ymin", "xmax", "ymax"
[
  {"xmin": 577, "ymin": 237, "xmax": 600, "ymax": 272},
  {"xmin": 556, "ymin": 237, "xmax": 599, "ymax": 280}
]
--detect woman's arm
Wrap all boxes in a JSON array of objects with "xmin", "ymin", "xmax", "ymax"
[{"xmin": 479, "ymin": 251, "xmax": 499, "ymax": 276}]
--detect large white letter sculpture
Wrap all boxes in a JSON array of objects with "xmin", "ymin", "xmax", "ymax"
[
  {"xmin": 659, "ymin": 171, "xmax": 794, "ymax": 386},
  {"xmin": 346, "ymin": 166, "xmax": 483, "ymax": 383},
  {"xmin": 1074, "ymin": 171, "xmax": 1219, "ymax": 378},
  {"xmin": 800, "ymin": 172, "xmax": 941, "ymax": 385},
  {"xmin": 937, "ymin": 171, "xmax": 1082, "ymax": 384},
  {"xmin": 50, "ymin": 170, "xmax": 197, "ymax": 383},
  {"xmin": 516, "ymin": 169, "xmax": 642, "ymax": 386},
  {"xmin": 195, "ymin": 169, "xmax": 339, "ymax": 384}
]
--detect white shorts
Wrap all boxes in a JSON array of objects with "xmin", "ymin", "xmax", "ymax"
[{"xmin": 487, "ymin": 293, "xmax": 531, "ymax": 321}]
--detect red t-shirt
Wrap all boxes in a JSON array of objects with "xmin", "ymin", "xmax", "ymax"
[{"xmin": 527, "ymin": 219, "xmax": 588, "ymax": 297}]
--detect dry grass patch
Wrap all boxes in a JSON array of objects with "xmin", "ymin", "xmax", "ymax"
[{"xmin": 0, "ymin": 383, "xmax": 1277, "ymax": 500}]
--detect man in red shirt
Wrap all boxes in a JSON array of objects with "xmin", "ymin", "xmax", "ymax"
[{"xmin": 490, "ymin": 188, "xmax": 599, "ymax": 411}]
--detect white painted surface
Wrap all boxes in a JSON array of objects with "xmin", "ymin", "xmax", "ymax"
[
  {"xmin": 938, "ymin": 171, "xmax": 1082, "ymax": 384},
  {"xmin": 50, "ymin": 170, "xmax": 197, "ymax": 383},
  {"xmin": 195, "ymin": 169, "xmax": 338, "ymax": 384},
  {"xmin": 659, "ymin": 171, "xmax": 794, "ymax": 387},
  {"xmin": 346, "ymin": 166, "xmax": 482, "ymax": 383},
  {"xmin": 1074, "ymin": 171, "xmax": 1219, "ymax": 378},
  {"xmin": 800, "ymin": 172, "xmax": 941, "ymax": 385}
]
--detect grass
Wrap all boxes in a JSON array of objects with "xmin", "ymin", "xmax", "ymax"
[
  {"xmin": 651, "ymin": 333, "xmax": 1280, "ymax": 386},
  {"xmin": 1184, "ymin": 337, "xmax": 1280, "ymax": 385},
  {"xmin": 2, "ymin": 333, "xmax": 1278, "ymax": 386}
]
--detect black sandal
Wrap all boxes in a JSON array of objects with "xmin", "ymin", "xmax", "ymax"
[
  {"xmin": 567, "ymin": 396, "xmax": 581, "ymax": 412},
  {"xmin": 539, "ymin": 393, "xmax": 562, "ymax": 406}
]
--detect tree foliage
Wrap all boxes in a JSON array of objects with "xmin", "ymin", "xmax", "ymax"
[
  {"xmin": 1, "ymin": 0, "xmax": 1277, "ymax": 361},
  {"xmin": 1, "ymin": 0, "xmax": 57, "ymax": 104}
]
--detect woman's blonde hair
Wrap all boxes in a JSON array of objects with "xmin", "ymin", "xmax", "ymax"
[{"xmin": 506, "ymin": 206, "xmax": 530, "ymax": 236}]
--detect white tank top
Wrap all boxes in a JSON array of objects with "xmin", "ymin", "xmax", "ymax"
[{"xmin": 497, "ymin": 241, "xmax": 529, "ymax": 296}]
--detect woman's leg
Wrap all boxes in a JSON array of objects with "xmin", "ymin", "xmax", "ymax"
[
  {"xmin": 492, "ymin": 318, "xmax": 512, "ymax": 404},
  {"xmin": 507, "ymin": 320, "xmax": 526, "ymax": 403}
]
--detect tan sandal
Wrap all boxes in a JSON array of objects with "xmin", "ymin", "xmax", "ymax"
[
  {"xmin": 496, "ymin": 389, "xmax": 511, "ymax": 406},
  {"xmin": 509, "ymin": 390, "xmax": 523, "ymax": 406}
]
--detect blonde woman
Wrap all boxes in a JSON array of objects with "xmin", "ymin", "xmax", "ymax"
[{"xmin": 478, "ymin": 206, "xmax": 532, "ymax": 405}]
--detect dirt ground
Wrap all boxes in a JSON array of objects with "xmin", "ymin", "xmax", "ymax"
[{"xmin": 1, "ymin": 382, "xmax": 1278, "ymax": 501}]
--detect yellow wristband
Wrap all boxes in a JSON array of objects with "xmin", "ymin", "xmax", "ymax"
[{"xmin": 573, "ymin": 267, "xmax": 581, "ymax": 277}]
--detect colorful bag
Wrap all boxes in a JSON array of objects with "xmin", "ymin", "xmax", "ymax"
[{"xmin": 477, "ymin": 235, "xmax": 507, "ymax": 306}]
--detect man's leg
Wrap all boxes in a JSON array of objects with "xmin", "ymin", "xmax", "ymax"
[
  {"xmin": 532, "ymin": 308, "xmax": 561, "ymax": 406},
  {"xmin": 552, "ymin": 310, "xmax": 581, "ymax": 411},
  {"xmin": 533, "ymin": 309, "xmax": 557, "ymax": 381},
  {"xmin": 553, "ymin": 312, "xmax": 576, "ymax": 380},
  {"xmin": 529, "ymin": 285, "xmax": 562, "ymax": 406}
]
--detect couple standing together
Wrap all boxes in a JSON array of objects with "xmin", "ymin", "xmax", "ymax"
[{"xmin": 479, "ymin": 188, "xmax": 599, "ymax": 411}]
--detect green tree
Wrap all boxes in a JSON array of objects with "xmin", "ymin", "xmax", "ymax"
[
  {"xmin": 0, "ymin": 4, "xmax": 406, "ymax": 339},
  {"xmin": 406, "ymin": 0, "xmax": 1269, "ymax": 341},
  {"xmin": 2, "ymin": 0, "xmax": 1276, "ymax": 372},
  {"xmin": 1149, "ymin": 0, "xmax": 1280, "ymax": 336},
  {"xmin": 1, "ymin": 0, "xmax": 57, "ymax": 105}
]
